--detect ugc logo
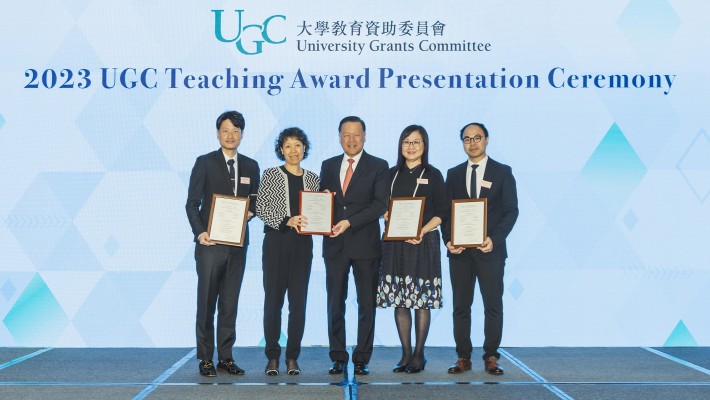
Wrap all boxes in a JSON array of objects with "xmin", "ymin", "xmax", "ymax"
[{"xmin": 212, "ymin": 10, "xmax": 286, "ymax": 55}]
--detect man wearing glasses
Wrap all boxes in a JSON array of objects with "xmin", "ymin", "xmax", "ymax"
[{"xmin": 441, "ymin": 122, "xmax": 519, "ymax": 376}]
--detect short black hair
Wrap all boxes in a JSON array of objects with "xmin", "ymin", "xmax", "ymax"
[
  {"xmin": 338, "ymin": 116, "xmax": 366, "ymax": 133},
  {"xmin": 395, "ymin": 125, "xmax": 430, "ymax": 172},
  {"xmin": 459, "ymin": 122, "xmax": 488, "ymax": 140},
  {"xmin": 216, "ymin": 110, "xmax": 245, "ymax": 131},
  {"xmin": 275, "ymin": 127, "xmax": 310, "ymax": 161}
]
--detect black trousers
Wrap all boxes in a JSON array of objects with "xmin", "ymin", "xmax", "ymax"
[
  {"xmin": 449, "ymin": 251, "xmax": 505, "ymax": 360},
  {"xmin": 262, "ymin": 229, "xmax": 313, "ymax": 360},
  {"xmin": 325, "ymin": 256, "xmax": 379, "ymax": 364},
  {"xmin": 195, "ymin": 243, "xmax": 247, "ymax": 362}
]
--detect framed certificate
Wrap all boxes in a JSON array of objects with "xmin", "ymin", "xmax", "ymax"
[
  {"xmin": 207, "ymin": 194, "xmax": 250, "ymax": 246},
  {"xmin": 298, "ymin": 191, "xmax": 335, "ymax": 235},
  {"xmin": 451, "ymin": 198, "xmax": 487, "ymax": 247},
  {"xmin": 383, "ymin": 197, "xmax": 426, "ymax": 241}
]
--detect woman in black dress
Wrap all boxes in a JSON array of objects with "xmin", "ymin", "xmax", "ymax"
[
  {"xmin": 376, "ymin": 125, "xmax": 447, "ymax": 373},
  {"xmin": 256, "ymin": 127, "xmax": 320, "ymax": 376}
]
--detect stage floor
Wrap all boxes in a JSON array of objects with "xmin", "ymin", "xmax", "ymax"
[{"xmin": 1, "ymin": 346, "xmax": 708, "ymax": 399}]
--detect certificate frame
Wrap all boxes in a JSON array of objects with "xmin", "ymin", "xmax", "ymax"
[
  {"xmin": 206, "ymin": 194, "xmax": 250, "ymax": 247},
  {"xmin": 298, "ymin": 190, "xmax": 335, "ymax": 235},
  {"xmin": 451, "ymin": 198, "xmax": 487, "ymax": 248},
  {"xmin": 383, "ymin": 197, "xmax": 426, "ymax": 241}
]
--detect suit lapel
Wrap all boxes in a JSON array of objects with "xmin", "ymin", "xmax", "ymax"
[
  {"xmin": 330, "ymin": 157, "xmax": 343, "ymax": 199},
  {"xmin": 236, "ymin": 154, "xmax": 245, "ymax": 196},
  {"xmin": 456, "ymin": 162, "xmax": 468, "ymax": 199},
  {"xmin": 479, "ymin": 158, "xmax": 497, "ymax": 199},
  {"xmin": 213, "ymin": 149, "xmax": 233, "ymax": 195}
]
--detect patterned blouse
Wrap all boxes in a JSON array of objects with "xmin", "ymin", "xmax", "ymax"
[{"xmin": 256, "ymin": 166, "xmax": 320, "ymax": 231}]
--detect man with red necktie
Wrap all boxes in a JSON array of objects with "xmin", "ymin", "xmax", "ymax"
[{"xmin": 319, "ymin": 116, "xmax": 390, "ymax": 376}]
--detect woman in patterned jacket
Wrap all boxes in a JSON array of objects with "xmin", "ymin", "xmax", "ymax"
[{"xmin": 256, "ymin": 127, "xmax": 320, "ymax": 376}]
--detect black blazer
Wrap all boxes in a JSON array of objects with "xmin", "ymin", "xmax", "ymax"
[
  {"xmin": 442, "ymin": 157, "xmax": 518, "ymax": 261},
  {"xmin": 185, "ymin": 149, "xmax": 260, "ymax": 245},
  {"xmin": 319, "ymin": 151, "xmax": 390, "ymax": 259},
  {"xmin": 387, "ymin": 164, "xmax": 447, "ymax": 224}
]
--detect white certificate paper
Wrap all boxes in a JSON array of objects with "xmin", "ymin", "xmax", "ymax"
[
  {"xmin": 384, "ymin": 197, "xmax": 425, "ymax": 241},
  {"xmin": 207, "ymin": 194, "xmax": 249, "ymax": 246},
  {"xmin": 299, "ymin": 191, "xmax": 334, "ymax": 235},
  {"xmin": 451, "ymin": 198, "xmax": 487, "ymax": 247}
]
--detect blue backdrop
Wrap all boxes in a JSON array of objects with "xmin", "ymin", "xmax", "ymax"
[{"xmin": 0, "ymin": 0, "xmax": 708, "ymax": 347}]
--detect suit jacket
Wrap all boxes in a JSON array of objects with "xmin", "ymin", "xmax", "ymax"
[
  {"xmin": 320, "ymin": 151, "xmax": 390, "ymax": 259},
  {"xmin": 442, "ymin": 157, "xmax": 518, "ymax": 261},
  {"xmin": 186, "ymin": 149, "xmax": 260, "ymax": 245}
]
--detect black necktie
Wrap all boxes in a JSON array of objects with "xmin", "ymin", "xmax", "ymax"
[
  {"xmin": 227, "ymin": 159, "xmax": 235, "ymax": 195},
  {"xmin": 470, "ymin": 164, "xmax": 478, "ymax": 199}
]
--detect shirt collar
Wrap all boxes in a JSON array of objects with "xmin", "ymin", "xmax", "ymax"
[
  {"xmin": 468, "ymin": 155, "xmax": 488, "ymax": 169},
  {"xmin": 343, "ymin": 150, "xmax": 364, "ymax": 163},
  {"xmin": 222, "ymin": 150, "xmax": 238, "ymax": 164}
]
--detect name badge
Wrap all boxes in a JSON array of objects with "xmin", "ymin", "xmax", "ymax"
[
  {"xmin": 417, "ymin": 178, "xmax": 429, "ymax": 184},
  {"xmin": 240, "ymin": 177, "xmax": 251, "ymax": 184},
  {"xmin": 481, "ymin": 180, "xmax": 492, "ymax": 189}
]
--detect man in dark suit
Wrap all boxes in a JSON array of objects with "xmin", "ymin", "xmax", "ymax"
[
  {"xmin": 185, "ymin": 110, "xmax": 260, "ymax": 377},
  {"xmin": 442, "ymin": 122, "xmax": 518, "ymax": 376},
  {"xmin": 319, "ymin": 116, "xmax": 389, "ymax": 375}
]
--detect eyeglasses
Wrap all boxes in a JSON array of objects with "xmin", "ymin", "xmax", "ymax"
[
  {"xmin": 462, "ymin": 135, "xmax": 484, "ymax": 144},
  {"xmin": 401, "ymin": 140, "xmax": 423, "ymax": 148}
]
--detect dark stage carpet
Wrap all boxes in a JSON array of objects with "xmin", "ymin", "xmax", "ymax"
[{"xmin": 1, "ymin": 346, "xmax": 708, "ymax": 399}]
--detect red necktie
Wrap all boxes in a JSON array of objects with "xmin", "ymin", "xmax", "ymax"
[{"xmin": 342, "ymin": 158, "xmax": 354, "ymax": 194}]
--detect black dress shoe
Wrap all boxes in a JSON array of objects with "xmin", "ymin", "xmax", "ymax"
[
  {"xmin": 217, "ymin": 359, "xmax": 245, "ymax": 375},
  {"xmin": 199, "ymin": 360, "xmax": 216, "ymax": 377},
  {"xmin": 328, "ymin": 360, "xmax": 345, "ymax": 375},
  {"xmin": 353, "ymin": 362, "xmax": 369, "ymax": 375},
  {"xmin": 405, "ymin": 358, "xmax": 427, "ymax": 374},
  {"xmin": 265, "ymin": 359, "xmax": 279, "ymax": 376}
]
